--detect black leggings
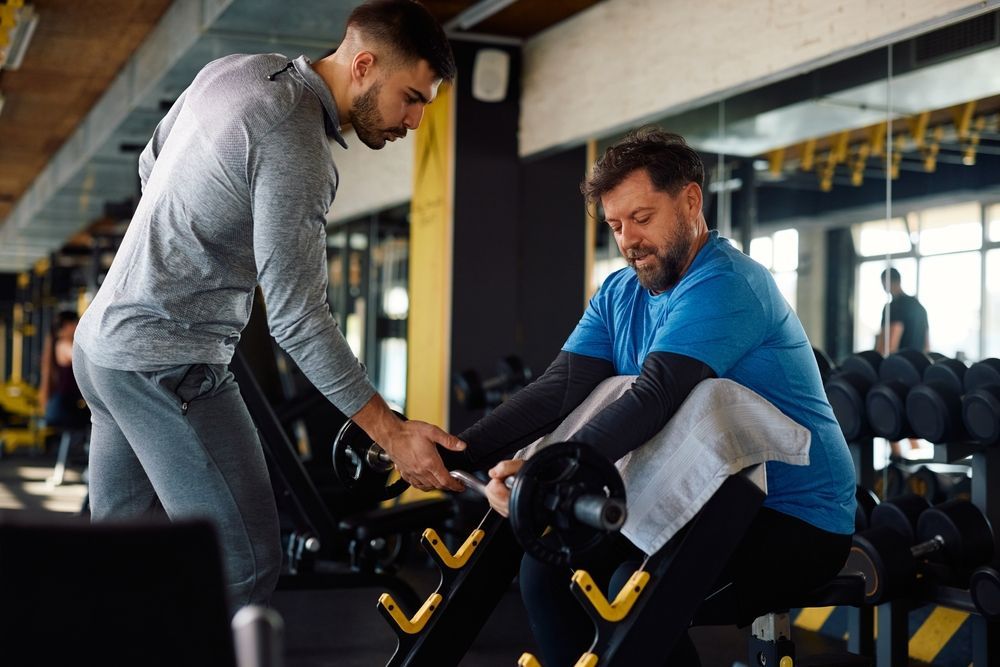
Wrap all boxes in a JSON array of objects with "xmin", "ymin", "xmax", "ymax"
[{"xmin": 519, "ymin": 508, "xmax": 852, "ymax": 667}]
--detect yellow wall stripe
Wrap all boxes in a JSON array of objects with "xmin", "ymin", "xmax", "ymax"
[
  {"xmin": 908, "ymin": 607, "xmax": 968, "ymax": 662},
  {"xmin": 583, "ymin": 139, "xmax": 597, "ymax": 304},
  {"xmin": 793, "ymin": 606, "xmax": 836, "ymax": 632},
  {"xmin": 406, "ymin": 84, "xmax": 455, "ymax": 427}
]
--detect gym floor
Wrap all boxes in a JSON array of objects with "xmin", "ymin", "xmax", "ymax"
[{"xmin": 0, "ymin": 446, "xmax": 921, "ymax": 667}]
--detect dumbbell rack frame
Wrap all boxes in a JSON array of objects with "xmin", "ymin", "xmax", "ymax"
[{"xmin": 850, "ymin": 438, "xmax": 1000, "ymax": 666}]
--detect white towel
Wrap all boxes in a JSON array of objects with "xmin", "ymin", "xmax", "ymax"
[{"xmin": 516, "ymin": 377, "xmax": 811, "ymax": 555}]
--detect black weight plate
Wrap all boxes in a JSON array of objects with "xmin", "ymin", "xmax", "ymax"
[
  {"xmin": 964, "ymin": 359, "xmax": 1000, "ymax": 393},
  {"xmin": 846, "ymin": 527, "xmax": 916, "ymax": 604},
  {"xmin": 906, "ymin": 382, "xmax": 963, "ymax": 444},
  {"xmin": 841, "ymin": 351, "xmax": 883, "ymax": 384},
  {"xmin": 970, "ymin": 566, "xmax": 1000, "ymax": 620},
  {"xmin": 963, "ymin": 386, "xmax": 1000, "ymax": 445},
  {"xmin": 879, "ymin": 350, "xmax": 932, "ymax": 386},
  {"xmin": 871, "ymin": 492, "xmax": 929, "ymax": 543},
  {"xmin": 509, "ymin": 441, "xmax": 626, "ymax": 567},
  {"xmin": 813, "ymin": 347, "xmax": 836, "ymax": 383},
  {"xmin": 825, "ymin": 372, "xmax": 873, "ymax": 442},
  {"xmin": 867, "ymin": 381, "xmax": 911, "ymax": 441},
  {"xmin": 855, "ymin": 485, "xmax": 880, "ymax": 532},
  {"xmin": 330, "ymin": 417, "xmax": 409, "ymax": 502},
  {"xmin": 924, "ymin": 358, "xmax": 966, "ymax": 393}
]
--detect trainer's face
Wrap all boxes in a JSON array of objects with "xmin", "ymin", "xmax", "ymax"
[
  {"xmin": 602, "ymin": 169, "xmax": 700, "ymax": 294},
  {"xmin": 351, "ymin": 58, "xmax": 440, "ymax": 150}
]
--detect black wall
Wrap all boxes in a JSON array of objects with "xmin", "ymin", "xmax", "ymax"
[
  {"xmin": 517, "ymin": 147, "xmax": 588, "ymax": 378},
  {"xmin": 449, "ymin": 41, "xmax": 522, "ymax": 433},
  {"xmin": 448, "ymin": 42, "xmax": 588, "ymax": 433}
]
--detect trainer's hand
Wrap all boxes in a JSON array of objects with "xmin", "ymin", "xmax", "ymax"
[
  {"xmin": 485, "ymin": 459, "xmax": 523, "ymax": 517},
  {"xmin": 382, "ymin": 419, "xmax": 466, "ymax": 492},
  {"xmin": 351, "ymin": 395, "xmax": 465, "ymax": 492}
]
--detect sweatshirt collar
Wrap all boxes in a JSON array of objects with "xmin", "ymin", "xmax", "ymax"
[{"xmin": 292, "ymin": 55, "xmax": 349, "ymax": 149}]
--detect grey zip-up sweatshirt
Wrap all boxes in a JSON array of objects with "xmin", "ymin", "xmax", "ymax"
[{"xmin": 76, "ymin": 53, "xmax": 376, "ymax": 416}]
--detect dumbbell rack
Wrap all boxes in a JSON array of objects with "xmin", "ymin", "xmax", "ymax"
[{"xmin": 848, "ymin": 436, "xmax": 1000, "ymax": 666}]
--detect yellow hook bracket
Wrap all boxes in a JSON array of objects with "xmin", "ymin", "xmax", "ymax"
[
  {"xmin": 422, "ymin": 527, "xmax": 484, "ymax": 569},
  {"xmin": 378, "ymin": 592, "xmax": 443, "ymax": 635},
  {"xmin": 572, "ymin": 569, "xmax": 650, "ymax": 622},
  {"xmin": 518, "ymin": 653, "xmax": 598, "ymax": 667}
]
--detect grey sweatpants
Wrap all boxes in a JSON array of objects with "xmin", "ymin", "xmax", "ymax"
[{"xmin": 73, "ymin": 344, "xmax": 282, "ymax": 608}]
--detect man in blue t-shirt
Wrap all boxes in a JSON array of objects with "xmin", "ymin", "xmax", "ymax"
[{"xmin": 444, "ymin": 128, "xmax": 855, "ymax": 666}]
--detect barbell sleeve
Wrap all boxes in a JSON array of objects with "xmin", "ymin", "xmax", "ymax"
[
  {"xmin": 573, "ymin": 494, "xmax": 627, "ymax": 532},
  {"xmin": 449, "ymin": 470, "xmax": 626, "ymax": 532}
]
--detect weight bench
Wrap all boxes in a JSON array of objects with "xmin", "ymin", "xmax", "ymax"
[{"xmin": 739, "ymin": 575, "xmax": 869, "ymax": 667}]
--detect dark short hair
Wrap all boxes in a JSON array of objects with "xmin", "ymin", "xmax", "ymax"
[
  {"xmin": 347, "ymin": 0, "xmax": 456, "ymax": 83},
  {"xmin": 880, "ymin": 267, "xmax": 901, "ymax": 284},
  {"xmin": 582, "ymin": 127, "xmax": 705, "ymax": 205}
]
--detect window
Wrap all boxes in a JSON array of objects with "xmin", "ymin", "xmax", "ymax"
[
  {"xmin": 919, "ymin": 252, "xmax": 981, "ymax": 360},
  {"xmin": 917, "ymin": 203, "xmax": 981, "ymax": 255},
  {"xmin": 852, "ymin": 218, "xmax": 912, "ymax": 257},
  {"xmin": 751, "ymin": 228, "xmax": 798, "ymax": 311},
  {"xmin": 988, "ymin": 204, "xmax": 1000, "ymax": 243},
  {"xmin": 853, "ymin": 200, "xmax": 998, "ymax": 361},
  {"xmin": 985, "ymin": 249, "xmax": 1000, "ymax": 359}
]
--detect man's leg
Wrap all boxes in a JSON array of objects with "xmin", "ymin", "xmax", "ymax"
[
  {"xmin": 715, "ymin": 508, "xmax": 852, "ymax": 624},
  {"xmin": 73, "ymin": 347, "xmax": 281, "ymax": 607},
  {"xmin": 73, "ymin": 345, "xmax": 161, "ymax": 521}
]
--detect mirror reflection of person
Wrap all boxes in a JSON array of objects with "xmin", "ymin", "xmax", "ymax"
[
  {"xmin": 875, "ymin": 267, "xmax": 929, "ymax": 356},
  {"xmin": 39, "ymin": 311, "xmax": 89, "ymax": 430},
  {"xmin": 875, "ymin": 267, "xmax": 929, "ymax": 457}
]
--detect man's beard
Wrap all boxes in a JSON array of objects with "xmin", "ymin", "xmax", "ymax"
[
  {"xmin": 349, "ymin": 81, "xmax": 406, "ymax": 149},
  {"xmin": 626, "ymin": 212, "xmax": 693, "ymax": 293}
]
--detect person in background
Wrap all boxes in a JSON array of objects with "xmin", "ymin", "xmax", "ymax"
[
  {"xmin": 39, "ymin": 311, "xmax": 88, "ymax": 431},
  {"xmin": 875, "ymin": 267, "xmax": 929, "ymax": 457}
]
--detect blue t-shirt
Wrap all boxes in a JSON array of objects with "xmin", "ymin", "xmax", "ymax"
[{"xmin": 564, "ymin": 232, "xmax": 856, "ymax": 535}]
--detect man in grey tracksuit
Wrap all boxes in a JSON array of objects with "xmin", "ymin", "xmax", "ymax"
[{"xmin": 73, "ymin": 0, "xmax": 463, "ymax": 608}]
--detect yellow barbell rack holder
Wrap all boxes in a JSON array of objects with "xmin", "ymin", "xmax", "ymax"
[
  {"xmin": 518, "ymin": 652, "xmax": 599, "ymax": 667},
  {"xmin": 422, "ymin": 527, "xmax": 485, "ymax": 569},
  {"xmin": 377, "ymin": 592, "xmax": 443, "ymax": 635},
  {"xmin": 571, "ymin": 569, "xmax": 650, "ymax": 622}
]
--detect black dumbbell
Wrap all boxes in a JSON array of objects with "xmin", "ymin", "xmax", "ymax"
[
  {"xmin": 970, "ymin": 563, "xmax": 1000, "ymax": 621},
  {"xmin": 453, "ymin": 356, "xmax": 532, "ymax": 411},
  {"xmin": 905, "ymin": 357, "xmax": 969, "ymax": 444},
  {"xmin": 825, "ymin": 350, "xmax": 883, "ymax": 442},
  {"xmin": 905, "ymin": 465, "xmax": 971, "ymax": 504},
  {"xmin": 451, "ymin": 441, "xmax": 627, "ymax": 566},
  {"xmin": 866, "ymin": 350, "xmax": 933, "ymax": 441},
  {"xmin": 845, "ymin": 497, "xmax": 994, "ymax": 604},
  {"xmin": 855, "ymin": 485, "xmax": 880, "ymax": 531},
  {"xmin": 813, "ymin": 347, "xmax": 837, "ymax": 384},
  {"xmin": 873, "ymin": 462, "xmax": 909, "ymax": 500},
  {"xmin": 962, "ymin": 358, "xmax": 1000, "ymax": 445}
]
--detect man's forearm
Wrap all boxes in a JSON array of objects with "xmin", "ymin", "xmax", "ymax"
[
  {"xmin": 443, "ymin": 351, "xmax": 615, "ymax": 471},
  {"xmin": 570, "ymin": 351, "xmax": 716, "ymax": 462}
]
